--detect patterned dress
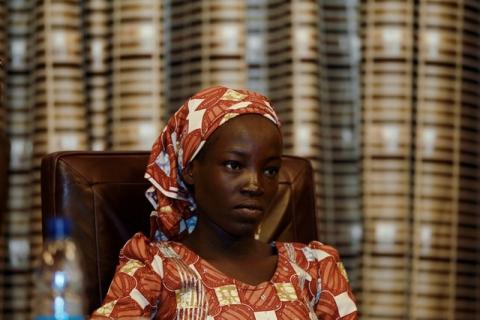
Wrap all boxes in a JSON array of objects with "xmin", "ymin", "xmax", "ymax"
[{"xmin": 91, "ymin": 233, "xmax": 357, "ymax": 319}]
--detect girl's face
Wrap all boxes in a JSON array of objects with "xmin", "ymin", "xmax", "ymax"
[{"xmin": 184, "ymin": 114, "xmax": 283, "ymax": 238}]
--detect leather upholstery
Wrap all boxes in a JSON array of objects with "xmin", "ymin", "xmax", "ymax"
[{"xmin": 41, "ymin": 151, "xmax": 317, "ymax": 313}]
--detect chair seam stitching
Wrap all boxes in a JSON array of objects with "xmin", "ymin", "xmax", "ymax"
[{"xmin": 91, "ymin": 183, "xmax": 103, "ymax": 302}]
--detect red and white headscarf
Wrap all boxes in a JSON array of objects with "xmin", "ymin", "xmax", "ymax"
[{"xmin": 144, "ymin": 86, "xmax": 280, "ymax": 240}]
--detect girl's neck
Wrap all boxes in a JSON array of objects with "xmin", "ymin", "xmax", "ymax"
[
  {"xmin": 180, "ymin": 216, "xmax": 278, "ymax": 286},
  {"xmin": 181, "ymin": 216, "xmax": 263, "ymax": 260}
]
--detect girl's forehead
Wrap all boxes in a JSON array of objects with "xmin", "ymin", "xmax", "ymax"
[
  {"xmin": 210, "ymin": 113, "xmax": 279, "ymax": 139},
  {"xmin": 206, "ymin": 115, "xmax": 281, "ymax": 150},
  {"xmin": 189, "ymin": 113, "xmax": 281, "ymax": 163}
]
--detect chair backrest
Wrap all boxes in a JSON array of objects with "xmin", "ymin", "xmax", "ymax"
[{"xmin": 41, "ymin": 151, "xmax": 317, "ymax": 313}]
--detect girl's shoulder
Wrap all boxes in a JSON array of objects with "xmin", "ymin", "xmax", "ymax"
[
  {"xmin": 121, "ymin": 233, "xmax": 199, "ymax": 265},
  {"xmin": 119, "ymin": 232, "xmax": 157, "ymax": 261},
  {"xmin": 119, "ymin": 232, "xmax": 179, "ymax": 260},
  {"xmin": 274, "ymin": 240, "xmax": 343, "ymax": 264},
  {"xmin": 275, "ymin": 240, "xmax": 350, "ymax": 284}
]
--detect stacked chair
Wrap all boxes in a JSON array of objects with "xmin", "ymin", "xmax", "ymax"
[
  {"xmin": 111, "ymin": 0, "xmax": 166, "ymax": 150},
  {"xmin": 410, "ymin": 0, "xmax": 480, "ymax": 318},
  {"xmin": 362, "ymin": 1, "xmax": 415, "ymax": 318}
]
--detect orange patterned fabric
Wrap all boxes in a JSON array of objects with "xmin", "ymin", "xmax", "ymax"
[
  {"xmin": 91, "ymin": 233, "xmax": 358, "ymax": 319},
  {"xmin": 144, "ymin": 86, "xmax": 280, "ymax": 241}
]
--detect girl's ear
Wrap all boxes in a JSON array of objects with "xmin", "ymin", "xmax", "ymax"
[{"xmin": 182, "ymin": 161, "xmax": 195, "ymax": 185}]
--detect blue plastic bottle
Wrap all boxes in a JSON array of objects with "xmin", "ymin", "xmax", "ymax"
[{"xmin": 32, "ymin": 217, "xmax": 85, "ymax": 320}]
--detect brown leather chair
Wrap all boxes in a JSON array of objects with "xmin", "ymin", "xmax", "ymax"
[{"xmin": 41, "ymin": 151, "xmax": 317, "ymax": 314}]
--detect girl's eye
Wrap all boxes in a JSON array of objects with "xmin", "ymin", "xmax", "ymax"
[
  {"xmin": 224, "ymin": 160, "xmax": 242, "ymax": 170},
  {"xmin": 264, "ymin": 167, "xmax": 279, "ymax": 177}
]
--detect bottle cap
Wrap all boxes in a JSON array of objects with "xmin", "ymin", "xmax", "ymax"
[{"xmin": 46, "ymin": 217, "xmax": 72, "ymax": 240}]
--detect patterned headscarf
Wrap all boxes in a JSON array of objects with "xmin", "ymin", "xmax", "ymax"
[{"xmin": 144, "ymin": 86, "xmax": 280, "ymax": 241}]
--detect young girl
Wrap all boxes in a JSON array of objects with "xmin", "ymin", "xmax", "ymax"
[{"xmin": 91, "ymin": 86, "xmax": 357, "ymax": 319}]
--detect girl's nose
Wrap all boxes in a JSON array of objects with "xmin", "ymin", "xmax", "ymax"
[{"xmin": 241, "ymin": 171, "xmax": 264, "ymax": 195}]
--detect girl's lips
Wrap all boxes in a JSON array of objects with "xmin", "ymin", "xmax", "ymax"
[
  {"xmin": 233, "ymin": 207, "xmax": 263, "ymax": 219},
  {"xmin": 234, "ymin": 202, "xmax": 263, "ymax": 211}
]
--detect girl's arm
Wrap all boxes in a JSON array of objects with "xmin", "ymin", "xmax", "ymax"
[
  {"xmin": 90, "ymin": 233, "xmax": 163, "ymax": 319},
  {"xmin": 310, "ymin": 242, "xmax": 358, "ymax": 320}
]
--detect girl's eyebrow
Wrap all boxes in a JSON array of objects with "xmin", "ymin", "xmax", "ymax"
[
  {"xmin": 226, "ymin": 150, "xmax": 282, "ymax": 161},
  {"xmin": 226, "ymin": 150, "xmax": 248, "ymax": 157}
]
